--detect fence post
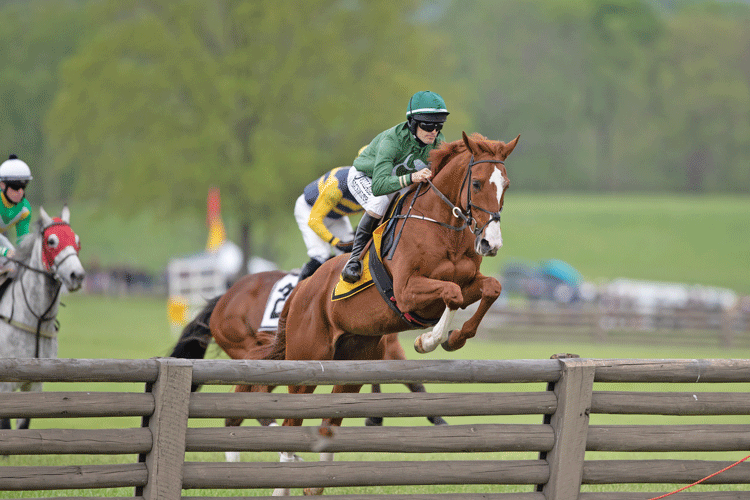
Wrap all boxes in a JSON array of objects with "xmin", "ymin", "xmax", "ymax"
[
  {"xmin": 137, "ymin": 358, "xmax": 192, "ymax": 500},
  {"xmin": 538, "ymin": 356, "xmax": 595, "ymax": 500}
]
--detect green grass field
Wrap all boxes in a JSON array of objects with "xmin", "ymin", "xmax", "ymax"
[
  {"xmin": 52, "ymin": 193, "xmax": 750, "ymax": 295},
  {"xmin": 0, "ymin": 294, "xmax": 745, "ymax": 497}
]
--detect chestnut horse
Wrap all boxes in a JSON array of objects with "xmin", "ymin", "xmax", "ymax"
[
  {"xmin": 168, "ymin": 270, "xmax": 446, "ymax": 459},
  {"xmin": 263, "ymin": 132, "xmax": 517, "ymax": 495}
]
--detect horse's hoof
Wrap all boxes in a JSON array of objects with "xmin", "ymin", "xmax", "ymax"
[
  {"xmin": 441, "ymin": 339, "xmax": 456, "ymax": 352},
  {"xmin": 365, "ymin": 417, "xmax": 383, "ymax": 426},
  {"xmin": 303, "ymin": 487, "xmax": 325, "ymax": 495},
  {"xmin": 414, "ymin": 336, "xmax": 427, "ymax": 354},
  {"xmin": 429, "ymin": 416, "xmax": 449, "ymax": 426}
]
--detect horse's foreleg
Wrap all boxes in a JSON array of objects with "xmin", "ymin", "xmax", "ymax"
[
  {"xmin": 442, "ymin": 275, "xmax": 502, "ymax": 352},
  {"xmin": 396, "ymin": 277, "xmax": 462, "ymax": 354},
  {"xmin": 414, "ymin": 307, "xmax": 456, "ymax": 353}
]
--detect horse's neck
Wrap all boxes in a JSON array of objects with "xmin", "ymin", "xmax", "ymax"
[
  {"xmin": 4, "ymin": 238, "xmax": 59, "ymax": 323},
  {"xmin": 417, "ymin": 165, "xmax": 467, "ymax": 224}
]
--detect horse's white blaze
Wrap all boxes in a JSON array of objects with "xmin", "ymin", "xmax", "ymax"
[
  {"xmin": 490, "ymin": 167, "xmax": 507, "ymax": 205},
  {"xmin": 479, "ymin": 166, "xmax": 507, "ymax": 252},
  {"xmin": 482, "ymin": 221, "xmax": 503, "ymax": 250},
  {"xmin": 416, "ymin": 308, "xmax": 455, "ymax": 353}
]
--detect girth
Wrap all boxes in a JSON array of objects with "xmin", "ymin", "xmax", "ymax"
[{"xmin": 368, "ymin": 242, "xmax": 439, "ymax": 329}]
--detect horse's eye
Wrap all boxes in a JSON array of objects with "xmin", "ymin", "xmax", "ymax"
[
  {"xmin": 46, "ymin": 234, "xmax": 59, "ymax": 248},
  {"xmin": 472, "ymin": 180, "xmax": 482, "ymax": 191}
]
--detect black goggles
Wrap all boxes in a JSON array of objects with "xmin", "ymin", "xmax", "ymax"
[
  {"xmin": 417, "ymin": 122, "xmax": 443, "ymax": 132},
  {"xmin": 5, "ymin": 181, "xmax": 28, "ymax": 191}
]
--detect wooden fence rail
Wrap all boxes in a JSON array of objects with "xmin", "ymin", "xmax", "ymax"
[
  {"xmin": 1, "ymin": 357, "xmax": 749, "ymax": 500},
  {"xmin": 479, "ymin": 305, "xmax": 750, "ymax": 347}
]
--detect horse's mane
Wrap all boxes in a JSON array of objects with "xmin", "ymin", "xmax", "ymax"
[
  {"xmin": 429, "ymin": 133, "xmax": 504, "ymax": 176},
  {"xmin": 12, "ymin": 220, "xmax": 40, "ymax": 264}
]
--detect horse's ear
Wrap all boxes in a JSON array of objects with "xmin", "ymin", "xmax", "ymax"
[
  {"xmin": 462, "ymin": 131, "xmax": 478, "ymax": 155},
  {"xmin": 61, "ymin": 204, "xmax": 70, "ymax": 224},
  {"xmin": 39, "ymin": 206, "xmax": 53, "ymax": 227},
  {"xmin": 503, "ymin": 134, "xmax": 520, "ymax": 157}
]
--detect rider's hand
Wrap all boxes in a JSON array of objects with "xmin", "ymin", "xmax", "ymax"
[
  {"xmin": 5, "ymin": 249, "xmax": 14, "ymax": 259},
  {"xmin": 411, "ymin": 168, "xmax": 432, "ymax": 184},
  {"xmin": 335, "ymin": 240, "xmax": 354, "ymax": 253}
]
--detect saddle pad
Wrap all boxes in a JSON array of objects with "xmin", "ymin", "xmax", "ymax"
[
  {"xmin": 259, "ymin": 273, "xmax": 299, "ymax": 331},
  {"xmin": 330, "ymin": 225, "xmax": 382, "ymax": 301}
]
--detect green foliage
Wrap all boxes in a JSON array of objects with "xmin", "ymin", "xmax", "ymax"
[
  {"xmin": 44, "ymin": 0, "xmax": 450, "ymax": 222},
  {"xmin": 0, "ymin": 0, "xmax": 86, "ymax": 204},
  {"xmin": 2, "ymin": 0, "xmax": 750, "ymax": 281}
]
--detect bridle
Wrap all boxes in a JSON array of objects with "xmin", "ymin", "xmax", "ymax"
[
  {"xmin": 385, "ymin": 154, "xmax": 505, "ymax": 260},
  {"xmin": 431, "ymin": 155, "xmax": 504, "ymax": 235},
  {"xmin": 397, "ymin": 154, "xmax": 505, "ymax": 236}
]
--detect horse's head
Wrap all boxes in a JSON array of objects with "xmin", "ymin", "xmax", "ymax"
[
  {"xmin": 456, "ymin": 132, "xmax": 518, "ymax": 257},
  {"xmin": 39, "ymin": 206, "xmax": 85, "ymax": 291}
]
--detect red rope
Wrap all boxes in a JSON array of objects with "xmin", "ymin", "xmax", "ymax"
[{"xmin": 648, "ymin": 454, "xmax": 750, "ymax": 500}]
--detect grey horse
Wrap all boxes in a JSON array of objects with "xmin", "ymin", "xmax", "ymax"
[{"xmin": 0, "ymin": 206, "xmax": 85, "ymax": 430}]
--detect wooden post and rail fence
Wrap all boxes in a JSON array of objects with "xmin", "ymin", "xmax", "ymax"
[{"xmin": 0, "ymin": 357, "xmax": 749, "ymax": 499}]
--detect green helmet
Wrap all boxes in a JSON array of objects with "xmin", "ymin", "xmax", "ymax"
[{"xmin": 406, "ymin": 91, "xmax": 449, "ymax": 123}]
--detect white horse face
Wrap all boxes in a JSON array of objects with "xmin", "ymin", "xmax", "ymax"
[{"xmin": 39, "ymin": 207, "xmax": 85, "ymax": 292}]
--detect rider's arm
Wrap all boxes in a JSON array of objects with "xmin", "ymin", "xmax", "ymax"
[
  {"xmin": 308, "ymin": 181, "xmax": 343, "ymax": 246},
  {"xmin": 14, "ymin": 210, "xmax": 31, "ymax": 246},
  {"xmin": 370, "ymin": 135, "xmax": 410, "ymax": 196}
]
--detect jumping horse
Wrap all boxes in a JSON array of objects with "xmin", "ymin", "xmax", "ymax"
[
  {"xmin": 0, "ymin": 206, "xmax": 85, "ymax": 430},
  {"xmin": 260, "ymin": 132, "xmax": 517, "ymax": 495},
  {"xmin": 169, "ymin": 269, "xmax": 447, "ymax": 461}
]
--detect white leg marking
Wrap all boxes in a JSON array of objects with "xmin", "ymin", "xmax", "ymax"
[
  {"xmin": 225, "ymin": 451, "xmax": 241, "ymax": 462},
  {"xmin": 417, "ymin": 308, "xmax": 455, "ymax": 353},
  {"xmin": 273, "ymin": 450, "xmax": 301, "ymax": 496}
]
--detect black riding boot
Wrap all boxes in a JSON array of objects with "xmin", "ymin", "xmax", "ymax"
[
  {"xmin": 297, "ymin": 258, "xmax": 323, "ymax": 282},
  {"xmin": 341, "ymin": 213, "xmax": 380, "ymax": 283}
]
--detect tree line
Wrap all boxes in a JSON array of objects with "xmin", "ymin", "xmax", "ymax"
[{"xmin": 1, "ymin": 0, "xmax": 748, "ymax": 257}]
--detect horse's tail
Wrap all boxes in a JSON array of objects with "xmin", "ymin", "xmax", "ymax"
[{"xmin": 169, "ymin": 295, "xmax": 220, "ymax": 360}]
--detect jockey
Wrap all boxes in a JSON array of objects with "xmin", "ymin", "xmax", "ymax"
[
  {"xmin": 341, "ymin": 90, "xmax": 448, "ymax": 283},
  {"xmin": 0, "ymin": 154, "xmax": 33, "ymax": 259},
  {"xmin": 295, "ymin": 166, "xmax": 363, "ymax": 281}
]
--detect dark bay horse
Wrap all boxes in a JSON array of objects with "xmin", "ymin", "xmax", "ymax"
[
  {"xmin": 169, "ymin": 270, "xmax": 446, "ymax": 459},
  {"xmin": 263, "ymin": 132, "xmax": 517, "ymax": 495}
]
